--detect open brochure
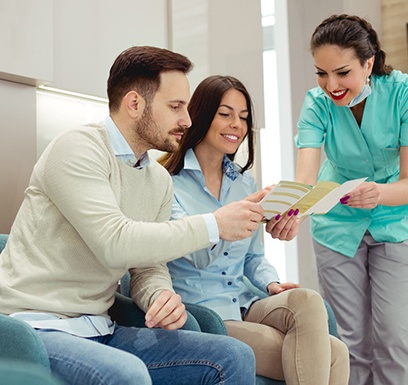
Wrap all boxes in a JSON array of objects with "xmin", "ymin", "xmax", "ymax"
[{"xmin": 260, "ymin": 177, "xmax": 367, "ymax": 220}]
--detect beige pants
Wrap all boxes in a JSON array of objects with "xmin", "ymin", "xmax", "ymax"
[{"xmin": 224, "ymin": 288, "xmax": 349, "ymax": 385}]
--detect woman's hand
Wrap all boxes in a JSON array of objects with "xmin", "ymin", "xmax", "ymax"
[
  {"xmin": 267, "ymin": 281, "xmax": 300, "ymax": 295},
  {"xmin": 340, "ymin": 181, "xmax": 381, "ymax": 208},
  {"xmin": 265, "ymin": 210, "xmax": 301, "ymax": 241}
]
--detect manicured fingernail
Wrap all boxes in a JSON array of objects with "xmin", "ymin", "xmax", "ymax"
[
  {"xmin": 294, "ymin": 209, "xmax": 299, "ymax": 216},
  {"xmin": 340, "ymin": 196, "xmax": 350, "ymax": 204},
  {"xmin": 288, "ymin": 209, "xmax": 294, "ymax": 216},
  {"xmin": 274, "ymin": 214, "xmax": 281, "ymax": 220}
]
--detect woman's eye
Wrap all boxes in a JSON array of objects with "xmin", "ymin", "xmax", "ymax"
[
  {"xmin": 219, "ymin": 112, "xmax": 229, "ymax": 117},
  {"xmin": 315, "ymin": 71, "xmax": 327, "ymax": 77},
  {"xmin": 338, "ymin": 71, "xmax": 351, "ymax": 77},
  {"xmin": 240, "ymin": 116, "xmax": 248, "ymax": 121}
]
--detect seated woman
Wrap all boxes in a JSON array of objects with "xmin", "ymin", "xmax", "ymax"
[{"xmin": 160, "ymin": 75, "xmax": 349, "ymax": 385}]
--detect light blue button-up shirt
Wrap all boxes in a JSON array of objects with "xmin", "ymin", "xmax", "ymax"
[
  {"xmin": 296, "ymin": 70, "xmax": 408, "ymax": 257},
  {"xmin": 167, "ymin": 149, "xmax": 279, "ymax": 321}
]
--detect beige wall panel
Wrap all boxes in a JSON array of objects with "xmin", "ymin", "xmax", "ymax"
[
  {"xmin": 0, "ymin": 0, "xmax": 53, "ymax": 85},
  {"xmin": 0, "ymin": 81, "xmax": 37, "ymax": 232},
  {"xmin": 381, "ymin": 0, "xmax": 408, "ymax": 72}
]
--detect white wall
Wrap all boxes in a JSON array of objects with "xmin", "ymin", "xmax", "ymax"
[{"xmin": 51, "ymin": 0, "xmax": 168, "ymax": 98}]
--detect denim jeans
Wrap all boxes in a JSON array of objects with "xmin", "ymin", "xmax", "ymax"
[{"xmin": 37, "ymin": 325, "xmax": 255, "ymax": 385}]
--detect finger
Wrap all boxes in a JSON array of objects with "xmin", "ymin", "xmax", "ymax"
[
  {"xmin": 265, "ymin": 214, "xmax": 282, "ymax": 232},
  {"xmin": 248, "ymin": 202, "xmax": 265, "ymax": 216},
  {"xmin": 145, "ymin": 291, "xmax": 176, "ymax": 327},
  {"xmin": 150, "ymin": 295, "xmax": 183, "ymax": 327},
  {"xmin": 272, "ymin": 215, "xmax": 299, "ymax": 240},
  {"xmin": 270, "ymin": 212, "xmax": 293, "ymax": 234},
  {"xmin": 158, "ymin": 310, "xmax": 188, "ymax": 330},
  {"xmin": 145, "ymin": 293, "xmax": 170, "ymax": 324}
]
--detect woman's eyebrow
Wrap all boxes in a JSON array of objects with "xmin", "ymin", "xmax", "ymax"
[
  {"xmin": 314, "ymin": 65, "xmax": 350, "ymax": 72},
  {"xmin": 219, "ymin": 104, "xmax": 248, "ymax": 114}
]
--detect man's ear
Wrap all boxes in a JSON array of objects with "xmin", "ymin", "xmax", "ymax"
[{"xmin": 123, "ymin": 90, "xmax": 145, "ymax": 119}]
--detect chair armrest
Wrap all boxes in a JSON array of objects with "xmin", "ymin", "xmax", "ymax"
[
  {"xmin": 109, "ymin": 293, "xmax": 202, "ymax": 331},
  {"xmin": 185, "ymin": 303, "xmax": 227, "ymax": 335},
  {"xmin": 0, "ymin": 314, "xmax": 50, "ymax": 370},
  {"xmin": 109, "ymin": 292, "xmax": 147, "ymax": 327}
]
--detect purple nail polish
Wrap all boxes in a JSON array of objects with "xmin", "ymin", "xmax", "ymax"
[
  {"xmin": 340, "ymin": 196, "xmax": 350, "ymax": 204},
  {"xmin": 288, "ymin": 209, "xmax": 294, "ymax": 216},
  {"xmin": 294, "ymin": 209, "xmax": 299, "ymax": 216},
  {"xmin": 275, "ymin": 214, "xmax": 281, "ymax": 220}
]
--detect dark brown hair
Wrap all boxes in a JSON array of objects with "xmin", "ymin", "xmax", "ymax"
[
  {"xmin": 107, "ymin": 46, "xmax": 193, "ymax": 112},
  {"xmin": 310, "ymin": 14, "xmax": 392, "ymax": 76},
  {"xmin": 161, "ymin": 75, "xmax": 255, "ymax": 175}
]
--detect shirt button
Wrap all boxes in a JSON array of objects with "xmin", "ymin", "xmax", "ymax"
[
  {"xmin": 232, "ymin": 298, "xmax": 237, "ymax": 303},
  {"xmin": 221, "ymin": 271, "xmax": 226, "ymax": 275},
  {"xmin": 224, "ymin": 252, "xmax": 228, "ymax": 256},
  {"xmin": 228, "ymin": 282, "xmax": 232, "ymax": 285}
]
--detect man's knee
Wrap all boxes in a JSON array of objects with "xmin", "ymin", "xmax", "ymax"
[
  {"xmin": 223, "ymin": 334, "xmax": 255, "ymax": 364},
  {"xmin": 103, "ymin": 357, "xmax": 152, "ymax": 385}
]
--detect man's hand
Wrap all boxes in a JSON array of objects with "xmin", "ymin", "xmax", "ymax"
[
  {"xmin": 244, "ymin": 185, "xmax": 274, "ymax": 203},
  {"xmin": 145, "ymin": 290, "xmax": 187, "ymax": 330},
  {"xmin": 267, "ymin": 281, "xmax": 300, "ymax": 296},
  {"xmin": 214, "ymin": 200, "xmax": 264, "ymax": 241}
]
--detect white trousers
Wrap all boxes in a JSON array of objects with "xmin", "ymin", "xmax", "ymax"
[{"xmin": 314, "ymin": 232, "xmax": 408, "ymax": 385}]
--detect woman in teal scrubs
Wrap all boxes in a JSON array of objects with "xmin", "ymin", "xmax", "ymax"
[{"xmin": 279, "ymin": 14, "xmax": 408, "ymax": 385}]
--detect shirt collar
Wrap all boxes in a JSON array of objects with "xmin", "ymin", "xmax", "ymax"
[
  {"xmin": 104, "ymin": 116, "xmax": 150, "ymax": 168},
  {"xmin": 184, "ymin": 148, "xmax": 240, "ymax": 181}
]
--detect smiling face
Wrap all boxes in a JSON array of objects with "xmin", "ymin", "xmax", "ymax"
[
  {"xmin": 197, "ymin": 89, "xmax": 249, "ymax": 158},
  {"xmin": 313, "ymin": 44, "xmax": 374, "ymax": 106}
]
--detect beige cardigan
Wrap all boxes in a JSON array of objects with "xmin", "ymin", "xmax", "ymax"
[{"xmin": 0, "ymin": 124, "xmax": 209, "ymax": 317}]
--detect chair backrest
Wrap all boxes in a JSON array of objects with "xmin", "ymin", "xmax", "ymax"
[{"xmin": 0, "ymin": 234, "xmax": 8, "ymax": 253}]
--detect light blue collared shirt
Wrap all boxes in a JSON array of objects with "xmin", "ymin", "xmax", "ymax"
[{"xmin": 167, "ymin": 149, "xmax": 280, "ymax": 321}]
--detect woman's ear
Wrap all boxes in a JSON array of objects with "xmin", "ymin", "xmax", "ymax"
[
  {"xmin": 366, "ymin": 55, "xmax": 375, "ymax": 76},
  {"xmin": 123, "ymin": 90, "xmax": 146, "ymax": 119}
]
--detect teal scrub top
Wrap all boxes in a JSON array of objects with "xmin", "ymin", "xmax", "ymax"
[{"xmin": 295, "ymin": 70, "xmax": 408, "ymax": 257}]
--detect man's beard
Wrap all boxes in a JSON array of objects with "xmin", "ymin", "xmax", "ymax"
[{"xmin": 134, "ymin": 105, "xmax": 184, "ymax": 153}]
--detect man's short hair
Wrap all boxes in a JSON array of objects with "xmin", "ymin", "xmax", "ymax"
[{"xmin": 107, "ymin": 46, "xmax": 193, "ymax": 112}]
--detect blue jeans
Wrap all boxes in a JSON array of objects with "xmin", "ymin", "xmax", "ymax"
[{"xmin": 38, "ymin": 325, "xmax": 255, "ymax": 385}]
